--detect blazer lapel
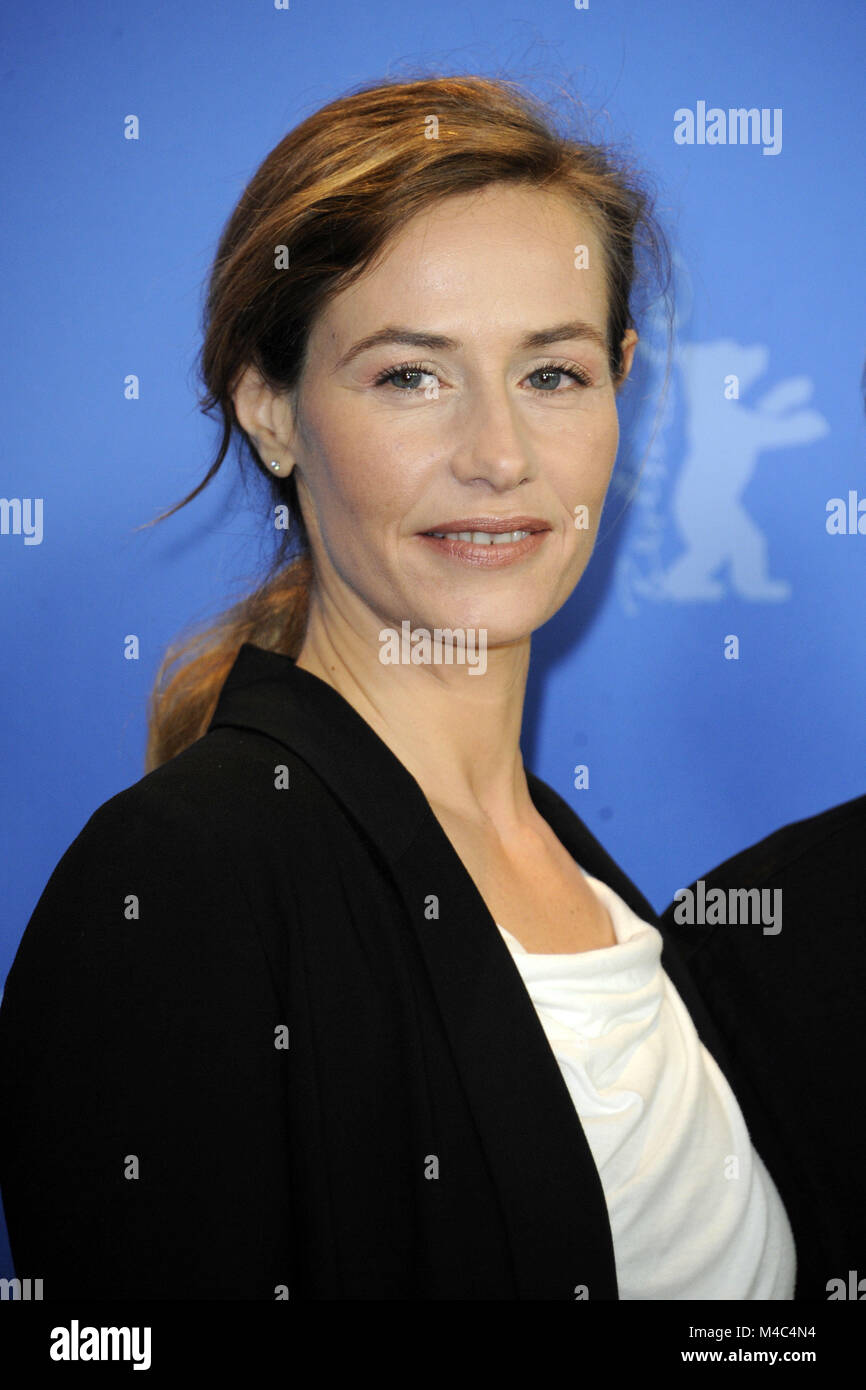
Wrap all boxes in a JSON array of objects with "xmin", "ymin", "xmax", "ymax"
[
  {"xmin": 385, "ymin": 802, "xmax": 620, "ymax": 1298},
  {"xmin": 209, "ymin": 643, "xmax": 619, "ymax": 1298}
]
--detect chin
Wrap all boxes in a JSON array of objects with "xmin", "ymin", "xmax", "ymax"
[{"xmin": 411, "ymin": 610, "xmax": 541, "ymax": 648}]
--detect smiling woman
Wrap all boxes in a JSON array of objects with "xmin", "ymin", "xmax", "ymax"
[
  {"xmin": 140, "ymin": 75, "xmax": 664, "ymax": 778},
  {"xmin": 0, "ymin": 74, "xmax": 815, "ymax": 1302}
]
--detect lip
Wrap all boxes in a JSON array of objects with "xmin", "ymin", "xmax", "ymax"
[
  {"xmin": 418, "ymin": 516, "xmax": 550, "ymax": 534},
  {"xmin": 417, "ymin": 529, "xmax": 550, "ymax": 567}
]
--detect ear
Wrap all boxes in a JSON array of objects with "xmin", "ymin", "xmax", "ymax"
[
  {"xmin": 616, "ymin": 328, "xmax": 639, "ymax": 387},
  {"xmin": 231, "ymin": 365, "xmax": 299, "ymax": 475}
]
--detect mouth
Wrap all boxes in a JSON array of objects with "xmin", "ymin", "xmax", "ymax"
[
  {"xmin": 419, "ymin": 517, "xmax": 549, "ymax": 544},
  {"xmin": 416, "ymin": 517, "xmax": 551, "ymax": 567}
]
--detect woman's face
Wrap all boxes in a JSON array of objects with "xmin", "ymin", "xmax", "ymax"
[{"xmin": 282, "ymin": 182, "xmax": 637, "ymax": 647}]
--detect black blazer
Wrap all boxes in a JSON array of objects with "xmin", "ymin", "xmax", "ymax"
[{"xmin": 0, "ymin": 642, "xmax": 860, "ymax": 1300}]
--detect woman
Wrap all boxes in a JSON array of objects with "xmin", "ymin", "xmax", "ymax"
[{"xmin": 0, "ymin": 74, "xmax": 803, "ymax": 1300}]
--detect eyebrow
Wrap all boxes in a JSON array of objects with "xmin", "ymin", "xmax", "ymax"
[{"xmin": 333, "ymin": 320, "xmax": 609, "ymax": 370}]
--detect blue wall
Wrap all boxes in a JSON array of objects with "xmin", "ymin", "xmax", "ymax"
[{"xmin": 1, "ymin": 0, "xmax": 864, "ymax": 1281}]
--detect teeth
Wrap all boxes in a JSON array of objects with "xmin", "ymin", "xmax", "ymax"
[{"xmin": 429, "ymin": 530, "xmax": 531, "ymax": 543}]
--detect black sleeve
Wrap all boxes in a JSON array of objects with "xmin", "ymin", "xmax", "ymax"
[{"xmin": 0, "ymin": 790, "xmax": 294, "ymax": 1299}]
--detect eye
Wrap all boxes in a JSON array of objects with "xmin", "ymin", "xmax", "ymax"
[
  {"xmin": 373, "ymin": 361, "xmax": 439, "ymax": 392},
  {"xmin": 525, "ymin": 361, "xmax": 593, "ymax": 392},
  {"xmin": 372, "ymin": 358, "xmax": 594, "ymax": 394}
]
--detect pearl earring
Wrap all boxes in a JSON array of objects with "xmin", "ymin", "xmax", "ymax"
[{"xmin": 269, "ymin": 460, "xmax": 280, "ymax": 472}]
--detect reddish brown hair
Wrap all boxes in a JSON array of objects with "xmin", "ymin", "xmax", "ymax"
[{"xmin": 143, "ymin": 73, "xmax": 672, "ymax": 771}]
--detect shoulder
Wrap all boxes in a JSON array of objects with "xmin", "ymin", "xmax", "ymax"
[
  {"xmin": 3, "ymin": 725, "xmax": 351, "ymax": 999},
  {"xmin": 658, "ymin": 792, "xmax": 866, "ymax": 973},
  {"xmin": 674, "ymin": 791, "xmax": 866, "ymax": 895},
  {"xmin": 62, "ymin": 722, "xmax": 348, "ymax": 877}
]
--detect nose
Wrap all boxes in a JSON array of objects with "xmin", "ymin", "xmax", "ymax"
[{"xmin": 449, "ymin": 379, "xmax": 538, "ymax": 490}]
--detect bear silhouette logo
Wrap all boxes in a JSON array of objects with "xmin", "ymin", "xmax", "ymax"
[
  {"xmin": 617, "ymin": 307, "xmax": 830, "ymax": 612},
  {"xmin": 656, "ymin": 340, "xmax": 829, "ymax": 600}
]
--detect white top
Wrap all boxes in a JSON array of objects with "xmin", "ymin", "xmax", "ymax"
[{"xmin": 496, "ymin": 871, "xmax": 796, "ymax": 1300}]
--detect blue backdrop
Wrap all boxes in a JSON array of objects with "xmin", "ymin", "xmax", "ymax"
[{"xmin": 1, "ymin": 0, "xmax": 864, "ymax": 1283}]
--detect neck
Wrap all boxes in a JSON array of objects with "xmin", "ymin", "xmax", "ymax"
[{"xmin": 295, "ymin": 596, "xmax": 534, "ymax": 833}]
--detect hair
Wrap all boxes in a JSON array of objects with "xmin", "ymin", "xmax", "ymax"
[{"xmin": 143, "ymin": 72, "xmax": 674, "ymax": 772}]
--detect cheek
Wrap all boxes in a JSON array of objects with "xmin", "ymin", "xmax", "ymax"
[
  {"xmin": 585, "ymin": 403, "xmax": 620, "ymax": 468},
  {"xmin": 552, "ymin": 407, "xmax": 620, "ymax": 511},
  {"xmin": 299, "ymin": 416, "xmax": 369, "ymax": 524},
  {"xmin": 300, "ymin": 420, "xmax": 412, "ymax": 564}
]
